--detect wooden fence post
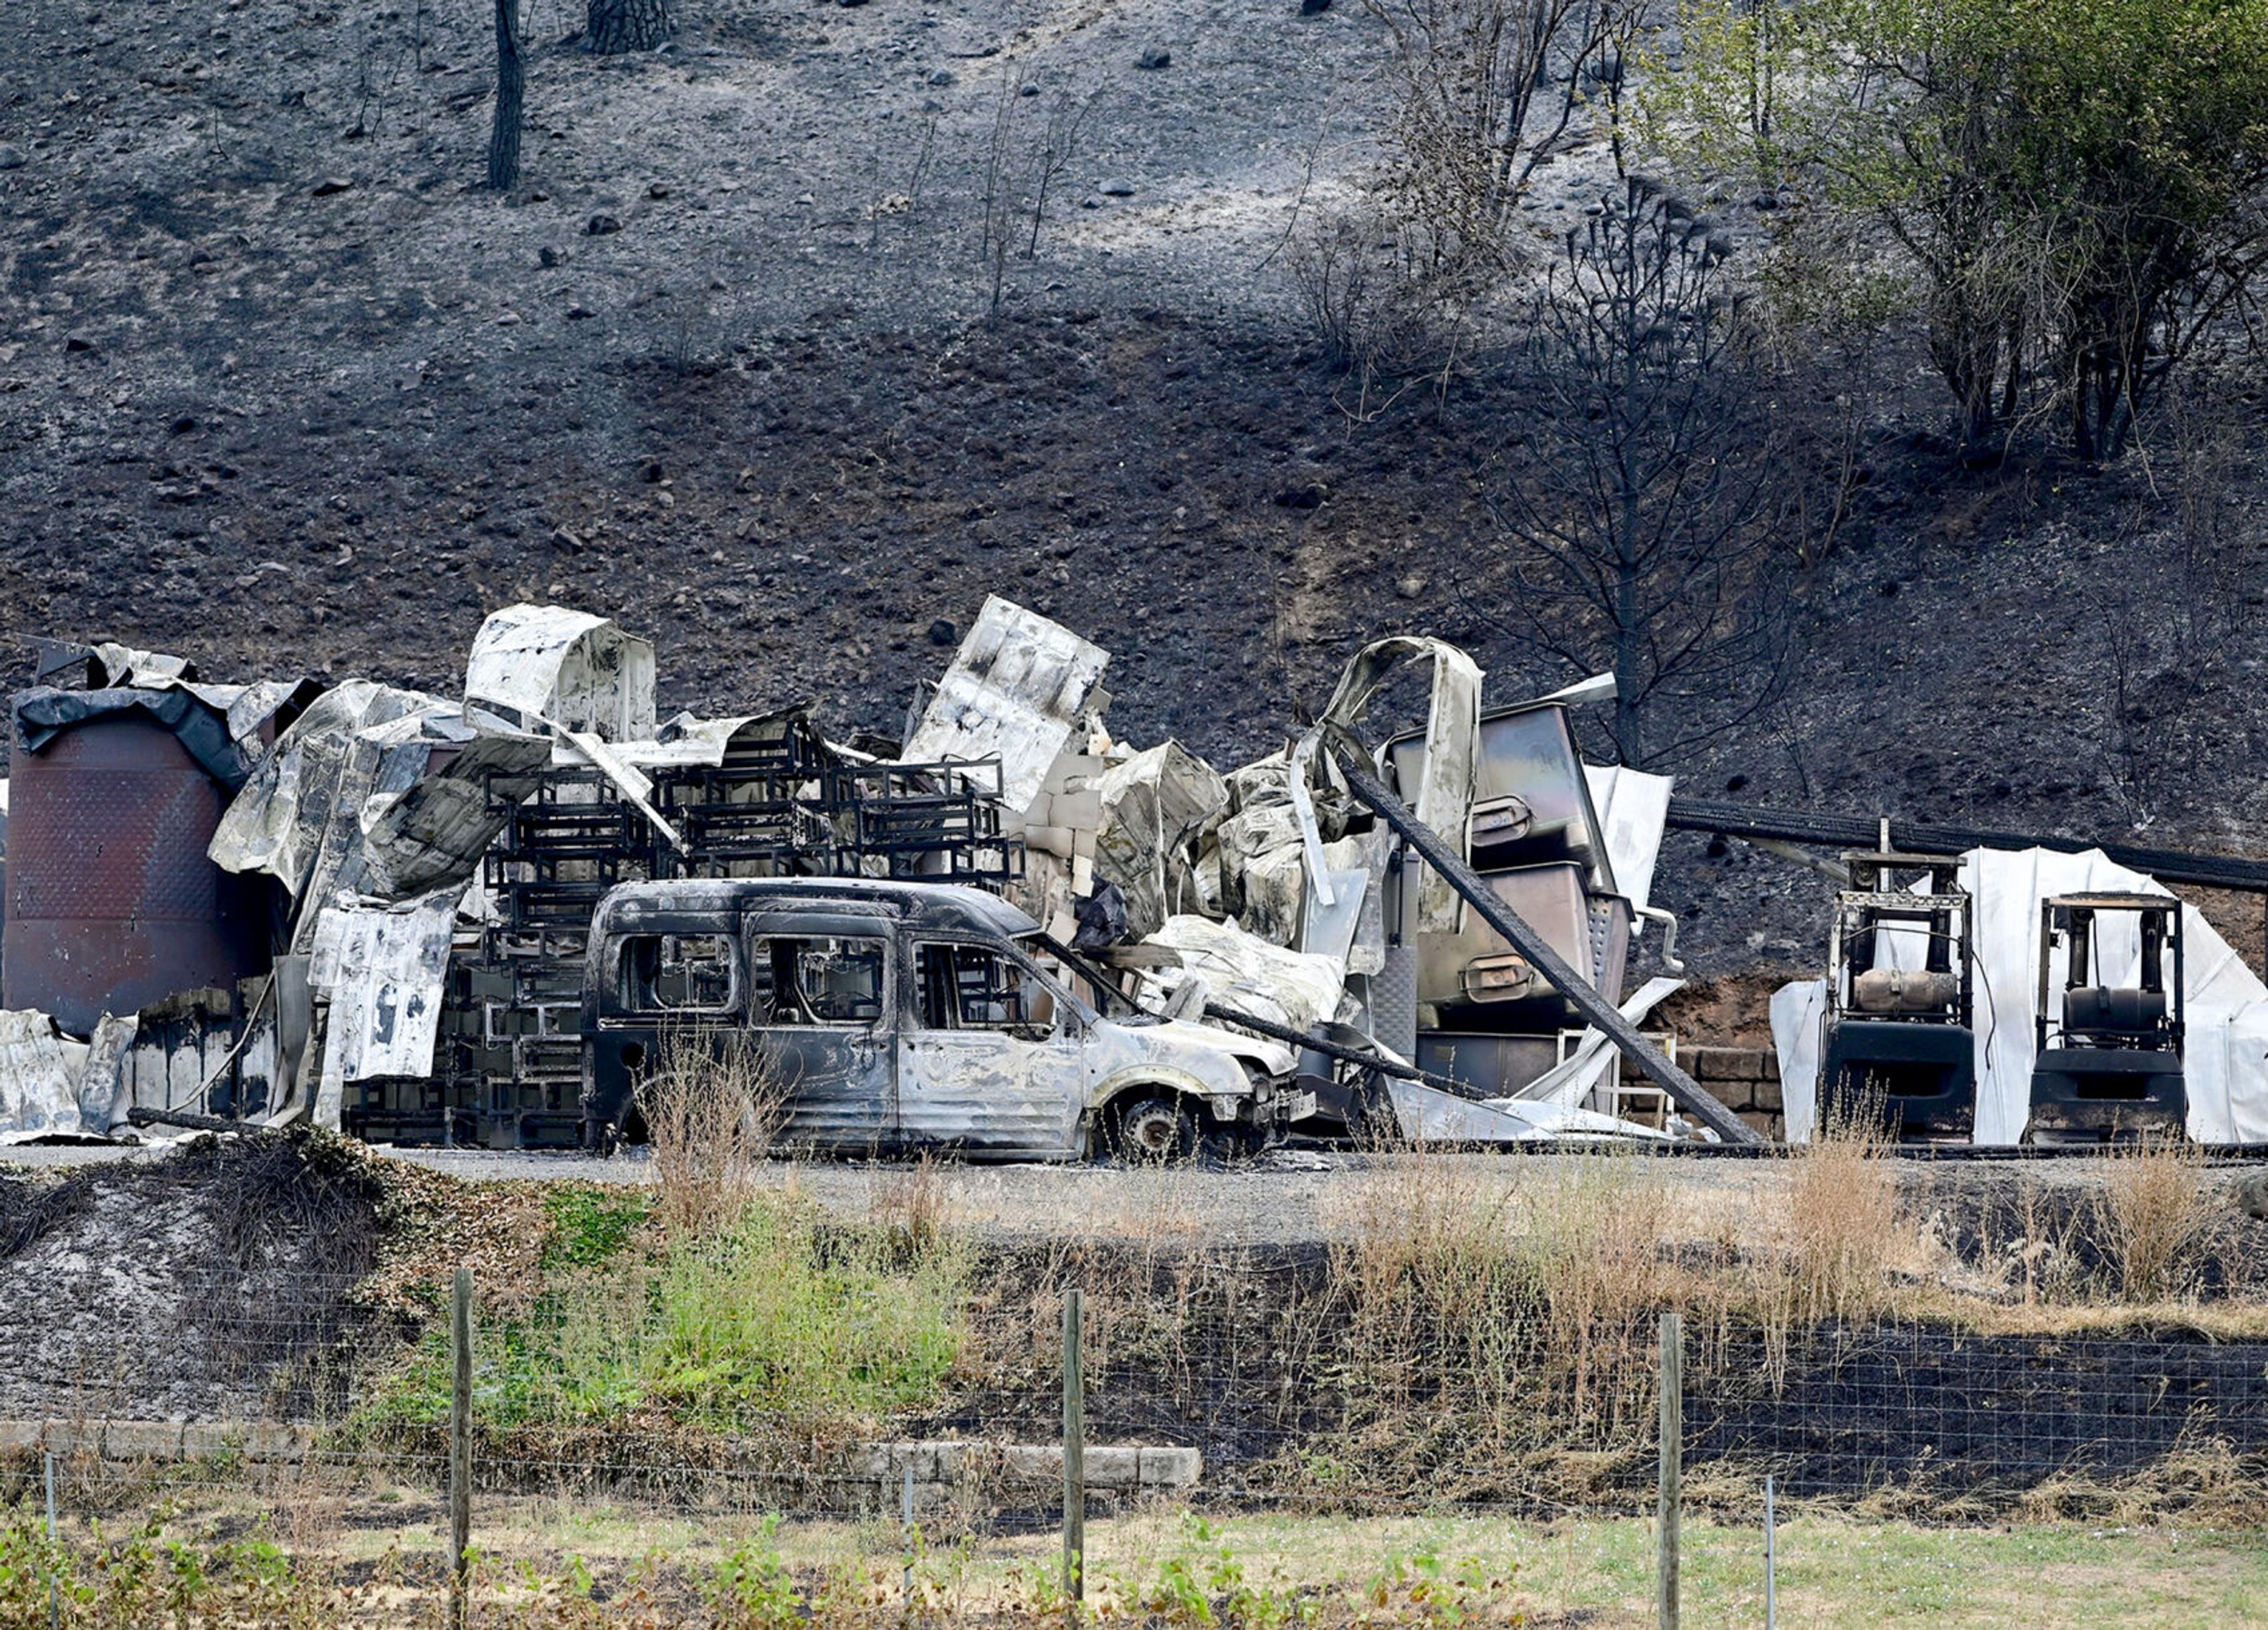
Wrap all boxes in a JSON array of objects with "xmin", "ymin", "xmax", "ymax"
[
  {"xmin": 1657, "ymin": 1308, "xmax": 1682, "ymax": 1630},
  {"xmin": 449, "ymin": 1265, "xmax": 473, "ymax": 1630},
  {"xmin": 1062, "ymin": 1287, "xmax": 1085, "ymax": 1606}
]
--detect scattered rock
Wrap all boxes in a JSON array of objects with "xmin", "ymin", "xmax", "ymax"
[
  {"xmin": 63, "ymin": 333, "xmax": 95, "ymax": 353},
  {"xmin": 538, "ymin": 246, "xmax": 566, "ymax": 268},
  {"xmin": 311, "ymin": 177, "xmax": 353, "ymax": 197},
  {"xmin": 642, "ymin": 461, "xmax": 666, "ymax": 484},
  {"xmin": 1396, "ymin": 574, "xmax": 1427, "ymax": 600},
  {"xmin": 1019, "ymin": 82, "xmax": 1041, "ymax": 97},
  {"xmin": 1099, "ymin": 179, "xmax": 1135, "ymax": 197},
  {"xmin": 2236, "ymin": 1170, "xmax": 2268, "ymax": 1222},
  {"xmin": 550, "ymin": 528, "xmax": 585, "ymax": 554},
  {"xmin": 927, "ymin": 618, "xmax": 959, "ymax": 647},
  {"xmin": 0, "ymin": 144, "xmax": 24, "ymax": 170},
  {"xmin": 565, "ymin": 305, "xmax": 595, "ymax": 320},
  {"xmin": 527, "ymin": 190, "xmax": 550, "ymax": 202},
  {"xmin": 647, "ymin": 182, "xmax": 671, "ymax": 200},
  {"xmin": 1300, "ymin": 0, "xmax": 1330, "ymax": 13},
  {"xmin": 928, "ymin": 69, "xmax": 957, "ymax": 86},
  {"xmin": 1136, "ymin": 46, "xmax": 1171, "ymax": 69},
  {"xmin": 585, "ymin": 213, "xmax": 623, "ymax": 235},
  {"xmin": 1274, "ymin": 482, "xmax": 1327, "ymax": 510},
  {"xmin": 495, "ymin": 311, "xmax": 522, "ymax": 326},
  {"xmin": 168, "ymin": 416, "xmax": 197, "ymax": 436},
  {"xmin": 1754, "ymin": 190, "xmax": 1780, "ymax": 212}
]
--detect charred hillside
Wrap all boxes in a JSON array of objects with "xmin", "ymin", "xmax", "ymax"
[{"xmin": 4, "ymin": 0, "xmax": 2267, "ymax": 976}]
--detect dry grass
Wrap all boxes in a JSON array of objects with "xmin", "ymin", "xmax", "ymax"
[
  {"xmin": 640, "ymin": 1029, "xmax": 786, "ymax": 1243},
  {"xmin": 1786, "ymin": 1114, "xmax": 1907, "ymax": 1324},
  {"xmin": 869, "ymin": 1153, "xmax": 953, "ymax": 1256},
  {"xmin": 2097, "ymin": 1136, "xmax": 2219, "ymax": 1304}
]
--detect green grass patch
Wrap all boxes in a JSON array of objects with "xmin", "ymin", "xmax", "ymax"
[
  {"xmin": 539, "ymin": 1185, "xmax": 653, "ymax": 1271},
  {"xmin": 349, "ymin": 1189, "xmax": 964, "ymax": 1436}
]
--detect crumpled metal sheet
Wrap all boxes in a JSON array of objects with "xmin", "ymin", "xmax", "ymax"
[
  {"xmin": 208, "ymin": 681, "xmax": 444, "ymax": 894},
  {"xmin": 900, "ymin": 597, "xmax": 1110, "ymax": 814},
  {"xmin": 1318, "ymin": 636, "xmax": 1482, "ymax": 935},
  {"xmin": 356, "ymin": 727, "xmax": 552, "ymax": 900},
  {"xmin": 1385, "ymin": 1079, "xmax": 1670, "ymax": 1143},
  {"xmin": 213, "ymin": 683, "xmax": 547, "ymax": 991},
  {"xmin": 1092, "ymin": 742, "xmax": 1228, "ymax": 939},
  {"xmin": 1508, "ymin": 976, "xmax": 1686, "ymax": 1107},
  {"xmin": 1141, "ymin": 914, "xmax": 1346, "ymax": 1035},
  {"xmin": 464, "ymin": 603, "xmax": 657, "ymax": 744},
  {"xmin": 87, "ymin": 642, "xmax": 194, "ymax": 688},
  {"xmin": 307, "ymin": 884, "xmax": 465, "ymax": 1128},
  {"xmin": 0, "ymin": 1009, "xmax": 94, "ymax": 1143},
  {"xmin": 621, "ymin": 708, "xmax": 822, "ymax": 770},
  {"xmin": 1213, "ymin": 755, "xmax": 1311, "ymax": 949}
]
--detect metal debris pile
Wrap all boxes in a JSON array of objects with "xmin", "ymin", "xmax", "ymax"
[{"xmin": 0, "ymin": 597, "xmax": 1748, "ymax": 1150}]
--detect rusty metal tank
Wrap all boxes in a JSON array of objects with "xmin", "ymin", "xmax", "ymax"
[{"xmin": 4, "ymin": 708, "xmax": 270, "ymax": 1034}]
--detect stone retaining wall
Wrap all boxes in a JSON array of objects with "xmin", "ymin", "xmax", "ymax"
[{"xmin": 1683, "ymin": 1046, "xmax": 1784, "ymax": 1141}]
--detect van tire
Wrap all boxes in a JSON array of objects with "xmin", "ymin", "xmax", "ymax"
[{"xmin": 1106, "ymin": 1092, "xmax": 1200, "ymax": 1163}]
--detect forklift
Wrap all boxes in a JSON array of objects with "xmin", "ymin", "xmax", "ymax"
[
  {"xmin": 2022, "ymin": 893, "xmax": 2187, "ymax": 1145},
  {"xmin": 1817, "ymin": 851, "xmax": 1976, "ymax": 1141}
]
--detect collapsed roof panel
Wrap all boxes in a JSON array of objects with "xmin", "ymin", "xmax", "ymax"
[
  {"xmin": 464, "ymin": 603, "xmax": 658, "ymax": 744},
  {"xmin": 900, "ymin": 597, "xmax": 1110, "ymax": 815}
]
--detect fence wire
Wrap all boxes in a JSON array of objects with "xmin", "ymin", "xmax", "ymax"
[{"xmin": 6, "ymin": 1264, "xmax": 2266, "ymax": 1530}]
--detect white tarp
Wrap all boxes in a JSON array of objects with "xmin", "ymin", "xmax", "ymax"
[
  {"xmin": 1772, "ymin": 847, "xmax": 2268, "ymax": 1144},
  {"xmin": 1583, "ymin": 764, "xmax": 1674, "ymax": 915},
  {"xmin": 900, "ymin": 597, "xmax": 1110, "ymax": 814}
]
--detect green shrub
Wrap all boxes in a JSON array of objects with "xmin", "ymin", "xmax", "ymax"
[{"xmin": 353, "ymin": 1190, "xmax": 964, "ymax": 1436}]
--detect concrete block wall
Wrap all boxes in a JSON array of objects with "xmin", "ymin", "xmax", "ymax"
[{"xmin": 1684, "ymin": 1046, "xmax": 1785, "ymax": 1142}]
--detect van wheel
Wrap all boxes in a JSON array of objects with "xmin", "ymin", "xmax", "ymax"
[{"xmin": 1107, "ymin": 1094, "xmax": 1199, "ymax": 1163}]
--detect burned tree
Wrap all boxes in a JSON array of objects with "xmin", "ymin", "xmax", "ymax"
[
  {"xmin": 1482, "ymin": 179, "xmax": 1788, "ymax": 767},
  {"xmin": 1361, "ymin": 0, "xmax": 1621, "ymax": 267},
  {"xmin": 488, "ymin": 0, "xmax": 523, "ymax": 191},
  {"xmin": 586, "ymin": 0, "xmax": 671, "ymax": 54}
]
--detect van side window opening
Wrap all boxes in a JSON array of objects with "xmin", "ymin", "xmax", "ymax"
[
  {"xmin": 750, "ymin": 935, "xmax": 885, "ymax": 1025},
  {"xmin": 913, "ymin": 943, "xmax": 1054, "ymax": 1030},
  {"xmin": 621, "ymin": 933, "xmax": 738, "ymax": 1013}
]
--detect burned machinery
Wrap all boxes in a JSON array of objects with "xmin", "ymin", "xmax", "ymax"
[
  {"xmin": 1386, "ymin": 700, "xmax": 1637, "ymax": 1103},
  {"xmin": 1816, "ymin": 851, "xmax": 1977, "ymax": 1142},
  {"xmin": 2023, "ymin": 893, "xmax": 2186, "ymax": 1146}
]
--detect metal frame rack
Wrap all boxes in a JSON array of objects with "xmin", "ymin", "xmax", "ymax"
[{"xmin": 348, "ymin": 734, "xmax": 1025, "ymax": 1148}]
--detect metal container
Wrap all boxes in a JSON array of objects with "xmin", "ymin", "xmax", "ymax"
[
  {"xmin": 1387, "ymin": 701, "xmax": 1617, "ymax": 891},
  {"xmin": 4, "ymin": 715, "xmax": 269, "ymax": 1033},
  {"xmin": 1415, "ymin": 861, "xmax": 1597, "ymax": 1009},
  {"xmin": 1416, "ymin": 1032, "xmax": 1559, "ymax": 1099}
]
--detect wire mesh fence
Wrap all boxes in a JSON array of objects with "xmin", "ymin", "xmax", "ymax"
[{"xmin": 8, "ymin": 1259, "xmax": 2266, "ymax": 1529}]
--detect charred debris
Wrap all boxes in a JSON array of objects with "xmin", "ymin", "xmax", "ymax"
[{"xmin": 0, "ymin": 598, "xmax": 2262, "ymax": 1157}]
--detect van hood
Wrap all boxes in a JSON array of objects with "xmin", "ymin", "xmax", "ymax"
[{"xmin": 1138, "ymin": 1017, "xmax": 1298, "ymax": 1081}]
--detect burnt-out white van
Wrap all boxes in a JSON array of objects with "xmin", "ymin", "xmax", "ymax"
[{"xmin": 581, "ymin": 877, "xmax": 1305, "ymax": 1159}]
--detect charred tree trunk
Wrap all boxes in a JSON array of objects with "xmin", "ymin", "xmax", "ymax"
[
  {"xmin": 585, "ymin": 0, "xmax": 672, "ymax": 54},
  {"xmin": 487, "ymin": 0, "xmax": 524, "ymax": 191}
]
